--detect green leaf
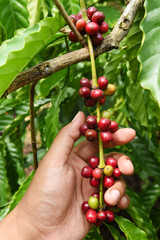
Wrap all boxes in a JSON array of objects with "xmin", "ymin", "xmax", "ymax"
[
  {"xmin": 83, "ymin": 226, "xmax": 103, "ymax": 240},
  {"xmin": 104, "ymin": 223, "xmax": 126, "ymax": 240},
  {"xmin": 150, "ymin": 208, "xmax": 160, "ymax": 231},
  {"xmin": 97, "ymin": 6, "xmax": 121, "ymax": 27},
  {"xmin": 61, "ymin": 0, "xmax": 80, "ymax": 15},
  {"xmin": 0, "ymin": 0, "xmax": 29, "ymax": 39},
  {"xmin": 0, "ymin": 23, "xmax": 6, "ymax": 45},
  {"xmin": 27, "ymin": 0, "xmax": 48, "ymax": 25},
  {"xmin": 115, "ymin": 216, "xmax": 148, "ymax": 240},
  {"xmin": 126, "ymin": 188, "xmax": 157, "ymax": 240},
  {"xmin": 0, "ymin": 15, "xmax": 65, "ymax": 98},
  {"xmin": 138, "ymin": 0, "xmax": 160, "ymax": 107}
]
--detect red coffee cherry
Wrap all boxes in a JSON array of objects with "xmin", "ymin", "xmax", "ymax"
[
  {"xmin": 91, "ymin": 192, "xmax": 99, "ymax": 200},
  {"xmin": 68, "ymin": 31, "xmax": 78, "ymax": 42},
  {"xmin": 76, "ymin": 19, "xmax": 86, "ymax": 31},
  {"xmin": 92, "ymin": 168, "xmax": 102, "ymax": 179},
  {"xmin": 85, "ymin": 22, "xmax": 99, "ymax": 35},
  {"xmin": 98, "ymin": 76, "xmax": 109, "ymax": 90},
  {"xmin": 90, "ymin": 89, "xmax": 104, "ymax": 101},
  {"xmin": 86, "ymin": 115, "xmax": 97, "ymax": 129},
  {"xmin": 87, "ymin": 6, "xmax": 97, "ymax": 20},
  {"xmin": 80, "ymin": 78, "xmax": 90, "ymax": 88},
  {"xmin": 89, "ymin": 156, "xmax": 99, "ymax": 168},
  {"xmin": 81, "ymin": 166, "xmax": 93, "ymax": 178},
  {"xmin": 99, "ymin": 22, "xmax": 109, "ymax": 34},
  {"xmin": 106, "ymin": 157, "xmax": 117, "ymax": 169},
  {"xmin": 86, "ymin": 209, "xmax": 97, "ymax": 224},
  {"xmin": 85, "ymin": 98, "xmax": 96, "ymax": 107},
  {"xmin": 92, "ymin": 11, "xmax": 105, "ymax": 25},
  {"xmin": 70, "ymin": 14, "xmax": 79, "ymax": 25},
  {"xmin": 94, "ymin": 219, "xmax": 103, "ymax": 226},
  {"xmin": 100, "ymin": 131, "xmax": 113, "ymax": 143},
  {"xmin": 85, "ymin": 129, "xmax": 98, "ymax": 141},
  {"xmin": 103, "ymin": 176, "xmax": 115, "ymax": 188},
  {"xmin": 97, "ymin": 211, "xmax": 107, "ymax": 221},
  {"xmin": 98, "ymin": 118, "xmax": 111, "ymax": 131},
  {"xmin": 99, "ymin": 97, "xmax": 105, "ymax": 105},
  {"xmin": 79, "ymin": 87, "xmax": 91, "ymax": 98},
  {"xmin": 109, "ymin": 121, "xmax": 119, "ymax": 133},
  {"xmin": 82, "ymin": 201, "xmax": 90, "ymax": 213},
  {"xmin": 80, "ymin": 124, "xmax": 88, "ymax": 135},
  {"xmin": 113, "ymin": 168, "xmax": 122, "ymax": 178},
  {"xmin": 92, "ymin": 32, "xmax": 103, "ymax": 46},
  {"xmin": 77, "ymin": 11, "xmax": 82, "ymax": 19},
  {"xmin": 90, "ymin": 177, "xmax": 100, "ymax": 187},
  {"xmin": 106, "ymin": 210, "xmax": 115, "ymax": 222}
]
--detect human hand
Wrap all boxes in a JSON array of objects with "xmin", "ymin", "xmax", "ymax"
[{"xmin": 0, "ymin": 112, "xmax": 135, "ymax": 240}]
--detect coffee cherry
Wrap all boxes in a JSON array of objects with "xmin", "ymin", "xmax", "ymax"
[
  {"xmin": 85, "ymin": 129, "xmax": 98, "ymax": 141},
  {"xmin": 103, "ymin": 176, "xmax": 115, "ymax": 188},
  {"xmin": 82, "ymin": 201, "xmax": 90, "ymax": 213},
  {"xmin": 90, "ymin": 89, "xmax": 104, "ymax": 101},
  {"xmin": 68, "ymin": 31, "xmax": 78, "ymax": 42},
  {"xmin": 106, "ymin": 157, "xmax": 117, "ymax": 169},
  {"xmin": 88, "ymin": 196, "xmax": 99, "ymax": 209},
  {"xmin": 91, "ymin": 192, "xmax": 99, "ymax": 200},
  {"xmin": 99, "ymin": 22, "xmax": 109, "ymax": 34},
  {"xmin": 106, "ymin": 210, "xmax": 114, "ymax": 222},
  {"xmin": 97, "ymin": 211, "xmax": 107, "ymax": 221},
  {"xmin": 98, "ymin": 118, "xmax": 111, "ymax": 131},
  {"xmin": 89, "ymin": 156, "xmax": 99, "ymax": 168},
  {"xmin": 104, "ymin": 84, "xmax": 116, "ymax": 96},
  {"xmin": 77, "ymin": 11, "xmax": 82, "ymax": 19},
  {"xmin": 113, "ymin": 168, "xmax": 122, "ymax": 178},
  {"xmin": 70, "ymin": 15, "xmax": 79, "ymax": 25},
  {"xmin": 87, "ymin": 6, "xmax": 97, "ymax": 20},
  {"xmin": 92, "ymin": 32, "xmax": 103, "ymax": 46},
  {"xmin": 100, "ymin": 131, "xmax": 113, "ymax": 143},
  {"xmin": 86, "ymin": 209, "xmax": 97, "ymax": 224},
  {"xmin": 79, "ymin": 87, "xmax": 91, "ymax": 98},
  {"xmin": 92, "ymin": 11, "xmax": 105, "ymax": 25},
  {"xmin": 101, "ymin": 110, "xmax": 111, "ymax": 119},
  {"xmin": 92, "ymin": 168, "xmax": 102, "ymax": 179},
  {"xmin": 98, "ymin": 76, "xmax": 109, "ymax": 90},
  {"xmin": 104, "ymin": 165, "xmax": 114, "ymax": 176},
  {"xmin": 85, "ymin": 98, "xmax": 96, "ymax": 107},
  {"xmin": 109, "ymin": 121, "xmax": 118, "ymax": 133},
  {"xmin": 80, "ymin": 124, "xmax": 88, "ymax": 135},
  {"xmin": 99, "ymin": 97, "xmax": 105, "ymax": 105},
  {"xmin": 81, "ymin": 166, "xmax": 93, "ymax": 178},
  {"xmin": 85, "ymin": 22, "xmax": 99, "ymax": 35},
  {"xmin": 80, "ymin": 78, "xmax": 90, "ymax": 88},
  {"xmin": 94, "ymin": 219, "xmax": 103, "ymax": 226},
  {"xmin": 76, "ymin": 19, "xmax": 86, "ymax": 31},
  {"xmin": 90, "ymin": 177, "xmax": 100, "ymax": 187},
  {"xmin": 86, "ymin": 115, "xmax": 97, "ymax": 129}
]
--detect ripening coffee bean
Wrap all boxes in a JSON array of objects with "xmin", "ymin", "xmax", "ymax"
[
  {"xmin": 109, "ymin": 121, "xmax": 118, "ymax": 133},
  {"xmin": 92, "ymin": 32, "xmax": 103, "ymax": 46},
  {"xmin": 99, "ymin": 22, "xmax": 109, "ymax": 34},
  {"xmin": 85, "ymin": 98, "xmax": 96, "ymax": 107},
  {"xmin": 106, "ymin": 210, "xmax": 115, "ymax": 222},
  {"xmin": 85, "ymin": 129, "xmax": 98, "ymax": 141},
  {"xmin": 97, "ymin": 211, "xmax": 107, "ymax": 221},
  {"xmin": 76, "ymin": 19, "xmax": 86, "ymax": 31},
  {"xmin": 79, "ymin": 87, "xmax": 91, "ymax": 98},
  {"xmin": 104, "ymin": 165, "xmax": 114, "ymax": 176},
  {"xmin": 85, "ymin": 22, "xmax": 99, "ymax": 35},
  {"xmin": 98, "ymin": 118, "xmax": 111, "ymax": 131},
  {"xmin": 92, "ymin": 11, "xmax": 105, "ymax": 25},
  {"xmin": 68, "ymin": 31, "xmax": 78, "ymax": 42},
  {"xmin": 92, "ymin": 168, "xmax": 103, "ymax": 179},
  {"xmin": 90, "ymin": 177, "xmax": 100, "ymax": 187},
  {"xmin": 104, "ymin": 84, "xmax": 116, "ymax": 96},
  {"xmin": 87, "ymin": 6, "xmax": 97, "ymax": 20},
  {"xmin": 81, "ymin": 166, "xmax": 93, "ymax": 178},
  {"xmin": 90, "ymin": 89, "xmax": 104, "ymax": 101},
  {"xmin": 80, "ymin": 78, "xmax": 90, "ymax": 88},
  {"xmin": 103, "ymin": 176, "xmax": 115, "ymax": 188},
  {"xmin": 106, "ymin": 157, "xmax": 117, "ymax": 169},
  {"xmin": 86, "ymin": 115, "xmax": 97, "ymax": 129},
  {"xmin": 113, "ymin": 168, "xmax": 122, "ymax": 178},
  {"xmin": 86, "ymin": 209, "xmax": 97, "ymax": 224},
  {"xmin": 88, "ymin": 196, "xmax": 99, "ymax": 209},
  {"xmin": 82, "ymin": 201, "xmax": 90, "ymax": 213},
  {"xmin": 98, "ymin": 76, "xmax": 109, "ymax": 90},
  {"xmin": 99, "ymin": 97, "xmax": 105, "ymax": 105},
  {"xmin": 100, "ymin": 131, "xmax": 113, "ymax": 143},
  {"xmin": 89, "ymin": 156, "xmax": 99, "ymax": 168},
  {"xmin": 101, "ymin": 110, "xmax": 111, "ymax": 119},
  {"xmin": 80, "ymin": 124, "xmax": 88, "ymax": 135}
]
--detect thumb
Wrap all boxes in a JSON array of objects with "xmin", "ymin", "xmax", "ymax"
[{"xmin": 41, "ymin": 111, "xmax": 85, "ymax": 168}]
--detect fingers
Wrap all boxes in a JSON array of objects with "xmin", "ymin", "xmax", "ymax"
[{"xmin": 117, "ymin": 194, "xmax": 130, "ymax": 209}]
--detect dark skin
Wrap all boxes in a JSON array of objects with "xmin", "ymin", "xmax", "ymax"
[{"xmin": 0, "ymin": 112, "xmax": 135, "ymax": 240}]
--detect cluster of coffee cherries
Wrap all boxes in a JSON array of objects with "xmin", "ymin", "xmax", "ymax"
[
  {"xmin": 81, "ymin": 156, "xmax": 122, "ymax": 225},
  {"xmin": 69, "ymin": 6, "xmax": 109, "ymax": 46},
  {"xmin": 79, "ymin": 76, "xmax": 116, "ymax": 108},
  {"xmin": 80, "ymin": 115, "xmax": 118, "ymax": 143}
]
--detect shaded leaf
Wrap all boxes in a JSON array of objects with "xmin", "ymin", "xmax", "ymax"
[
  {"xmin": 83, "ymin": 226, "xmax": 103, "ymax": 240},
  {"xmin": 61, "ymin": 0, "xmax": 80, "ymax": 15},
  {"xmin": 0, "ymin": 23, "xmax": 6, "ymax": 45},
  {"xmin": 104, "ymin": 223, "xmax": 126, "ymax": 240}
]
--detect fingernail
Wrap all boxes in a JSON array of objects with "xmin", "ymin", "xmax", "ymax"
[
  {"xmin": 121, "ymin": 196, "xmax": 128, "ymax": 206},
  {"xmin": 72, "ymin": 111, "xmax": 81, "ymax": 122},
  {"xmin": 110, "ymin": 190, "xmax": 121, "ymax": 204}
]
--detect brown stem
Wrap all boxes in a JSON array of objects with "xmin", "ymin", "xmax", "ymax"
[
  {"xmin": 29, "ymin": 81, "xmax": 38, "ymax": 170},
  {"xmin": 2, "ymin": 0, "xmax": 144, "ymax": 97},
  {"xmin": 53, "ymin": 0, "xmax": 86, "ymax": 47}
]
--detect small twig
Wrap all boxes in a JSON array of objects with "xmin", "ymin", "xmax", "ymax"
[
  {"xmin": 29, "ymin": 81, "xmax": 38, "ymax": 170},
  {"xmin": 53, "ymin": 0, "xmax": 86, "ymax": 47}
]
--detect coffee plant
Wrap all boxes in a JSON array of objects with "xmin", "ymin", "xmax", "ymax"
[{"xmin": 0, "ymin": 0, "xmax": 160, "ymax": 239}]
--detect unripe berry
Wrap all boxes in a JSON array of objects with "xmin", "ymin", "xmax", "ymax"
[
  {"xmin": 86, "ymin": 115, "xmax": 97, "ymax": 129},
  {"xmin": 76, "ymin": 19, "xmax": 86, "ymax": 31},
  {"xmin": 80, "ymin": 78, "xmax": 90, "ymax": 88},
  {"xmin": 90, "ymin": 89, "xmax": 104, "ymax": 101},
  {"xmin": 97, "ymin": 211, "xmax": 107, "ymax": 221},
  {"xmin": 86, "ymin": 209, "xmax": 97, "ymax": 224},
  {"xmin": 88, "ymin": 196, "xmax": 99, "ymax": 209},
  {"xmin": 98, "ymin": 118, "xmax": 111, "ymax": 131},
  {"xmin": 68, "ymin": 31, "xmax": 78, "ymax": 42},
  {"xmin": 99, "ymin": 97, "xmax": 105, "ymax": 105},
  {"xmin": 98, "ymin": 76, "xmax": 109, "ymax": 90},
  {"xmin": 113, "ymin": 168, "xmax": 122, "ymax": 178},
  {"xmin": 79, "ymin": 87, "xmax": 91, "ymax": 98},
  {"xmin": 101, "ymin": 110, "xmax": 111, "ymax": 119},
  {"xmin": 87, "ymin": 6, "xmax": 97, "ymax": 20},
  {"xmin": 92, "ymin": 168, "xmax": 102, "ymax": 179},
  {"xmin": 103, "ymin": 176, "xmax": 115, "ymax": 188},
  {"xmin": 90, "ymin": 177, "xmax": 100, "ymax": 187},
  {"xmin": 91, "ymin": 192, "xmax": 99, "ymax": 200},
  {"xmin": 80, "ymin": 124, "xmax": 88, "ymax": 135},
  {"xmin": 89, "ymin": 156, "xmax": 99, "ymax": 168},
  {"xmin": 92, "ymin": 32, "xmax": 103, "ymax": 46},
  {"xmin": 99, "ymin": 22, "xmax": 109, "ymax": 34},
  {"xmin": 104, "ymin": 84, "xmax": 116, "ymax": 96},
  {"xmin": 109, "ymin": 121, "xmax": 118, "ymax": 133},
  {"xmin": 85, "ymin": 22, "xmax": 99, "ymax": 35},
  {"xmin": 85, "ymin": 98, "xmax": 96, "ymax": 107},
  {"xmin": 106, "ymin": 157, "xmax": 117, "ymax": 169},
  {"xmin": 104, "ymin": 165, "xmax": 114, "ymax": 176},
  {"xmin": 82, "ymin": 201, "xmax": 90, "ymax": 213},
  {"xmin": 81, "ymin": 166, "xmax": 93, "ymax": 178},
  {"xmin": 85, "ymin": 129, "xmax": 98, "ymax": 141},
  {"xmin": 106, "ymin": 210, "xmax": 114, "ymax": 222},
  {"xmin": 92, "ymin": 11, "xmax": 105, "ymax": 25},
  {"xmin": 100, "ymin": 131, "xmax": 113, "ymax": 143}
]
